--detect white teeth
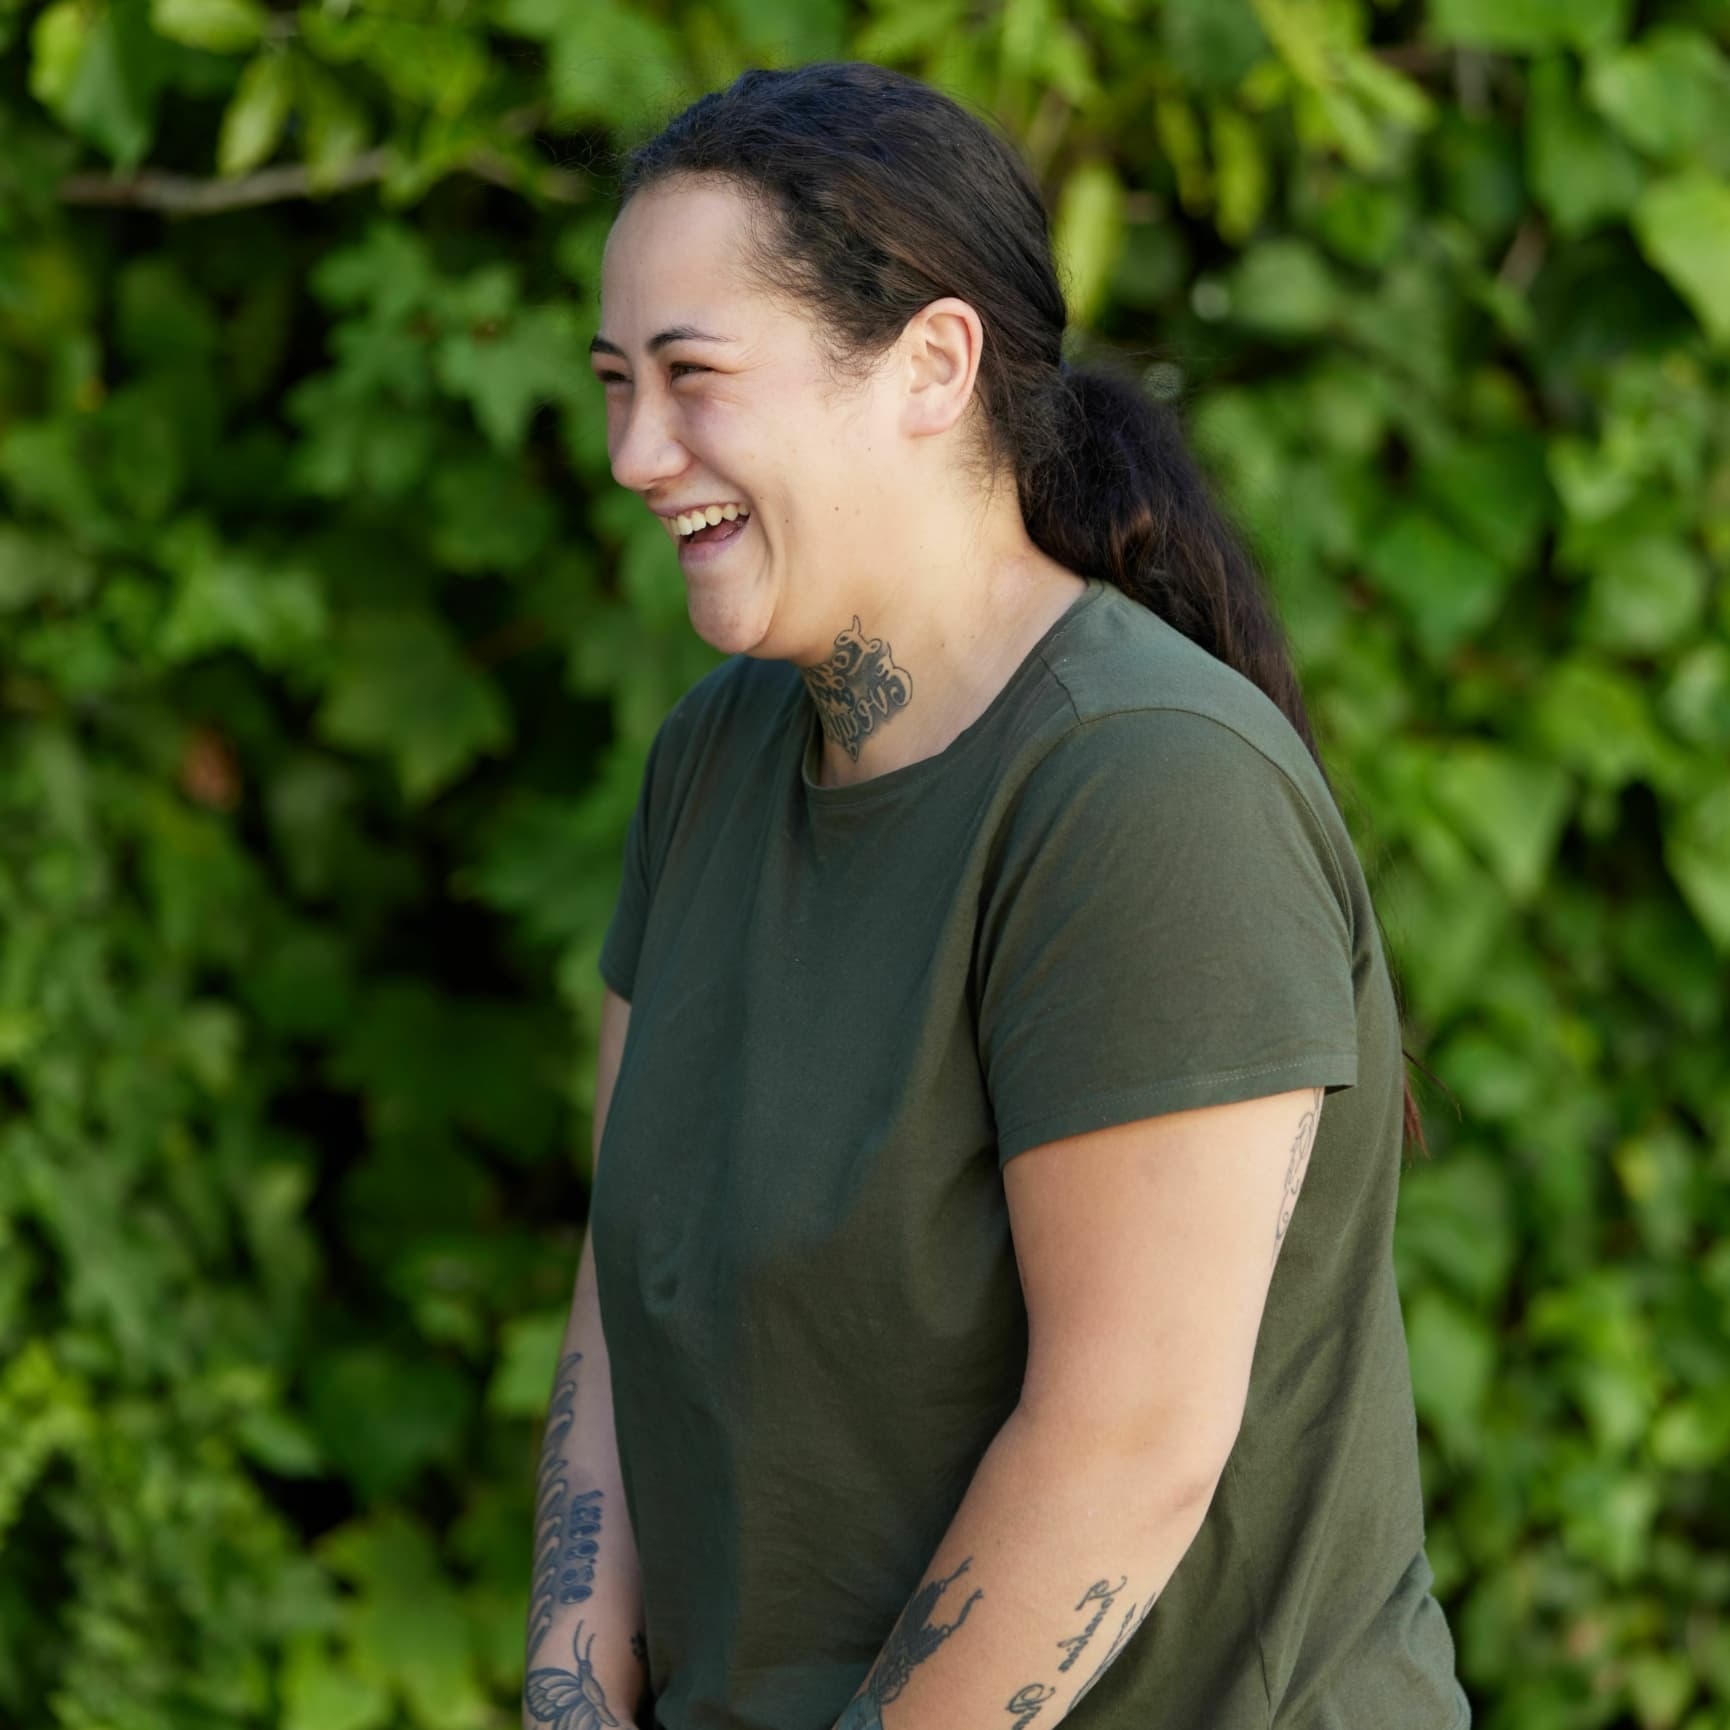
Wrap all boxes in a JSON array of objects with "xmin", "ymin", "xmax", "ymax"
[{"xmin": 670, "ymin": 503, "xmax": 750, "ymax": 536}]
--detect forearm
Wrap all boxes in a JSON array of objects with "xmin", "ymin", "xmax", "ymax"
[
  {"xmin": 524, "ymin": 1223, "xmax": 647, "ymax": 1728},
  {"xmin": 832, "ymin": 1401, "xmax": 1223, "ymax": 1730}
]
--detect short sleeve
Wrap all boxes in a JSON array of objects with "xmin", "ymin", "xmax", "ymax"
[
  {"xmin": 597, "ymin": 725, "xmax": 670, "ymax": 1002},
  {"xmin": 977, "ymin": 709, "xmax": 1359, "ymax": 1166}
]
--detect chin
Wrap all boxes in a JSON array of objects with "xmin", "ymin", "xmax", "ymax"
[{"xmin": 684, "ymin": 587, "xmax": 776, "ymax": 659}]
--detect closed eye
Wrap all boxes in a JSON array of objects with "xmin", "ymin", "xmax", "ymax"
[{"xmin": 595, "ymin": 363, "xmax": 708, "ymax": 388}]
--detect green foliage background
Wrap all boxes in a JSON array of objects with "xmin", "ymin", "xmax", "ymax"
[{"xmin": 2, "ymin": 0, "xmax": 1728, "ymax": 1725}]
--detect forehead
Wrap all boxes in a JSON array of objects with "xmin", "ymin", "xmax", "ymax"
[{"xmin": 599, "ymin": 179, "xmax": 765, "ymax": 335}]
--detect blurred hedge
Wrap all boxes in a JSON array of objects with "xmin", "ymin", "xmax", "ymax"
[{"xmin": 2, "ymin": 2, "xmax": 1728, "ymax": 1727}]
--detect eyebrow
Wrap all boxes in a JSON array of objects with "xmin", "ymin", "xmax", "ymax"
[{"xmin": 589, "ymin": 326, "xmax": 737, "ymax": 360}]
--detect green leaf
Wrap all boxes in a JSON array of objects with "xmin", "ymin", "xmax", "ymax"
[
  {"xmin": 435, "ymin": 302, "xmax": 590, "ymax": 454},
  {"xmin": 320, "ymin": 1512, "xmax": 484, "ymax": 1729},
  {"xmin": 306, "ymin": 1350, "xmax": 472, "ymax": 1498},
  {"xmin": 498, "ymin": 0, "xmax": 680, "ymax": 130},
  {"xmin": 1053, "ymin": 160, "xmax": 1125, "ymax": 330},
  {"xmin": 158, "ymin": 525, "xmax": 328, "ymax": 669},
  {"xmin": 1526, "ymin": 55, "xmax": 1644, "ymax": 235},
  {"xmin": 1661, "ymin": 643, "xmax": 1730, "ymax": 748},
  {"xmin": 0, "ymin": 526, "xmax": 98, "ymax": 611},
  {"xmin": 316, "ymin": 611, "xmax": 511, "ymax": 801},
  {"xmin": 1226, "ymin": 237, "xmax": 1338, "ymax": 335},
  {"xmin": 1393, "ymin": 1155, "xmax": 1516, "ymax": 1308},
  {"xmin": 296, "ymin": 59, "xmax": 371, "ymax": 191},
  {"xmin": 281, "ymin": 1635, "xmax": 391, "ymax": 1730},
  {"xmin": 1632, "ymin": 171, "xmax": 1730, "ymax": 345},
  {"xmin": 717, "ymin": 0, "xmax": 845, "ymax": 59},
  {"xmin": 1427, "ymin": 0, "xmax": 1629, "ymax": 52},
  {"xmin": 217, "ymin": 49, "xmax": 293, "ymax": 176},
  {"xmin": 1585, "ymin": 26, "xmax": 1730, "ymax": 166},
  {"xmin": 1406, "ymin": 1290, "xmax": 1495, "ymax": 1458},
  {"xmin": 1418, "ymin": 430, "xmax": 1552, "ymax": 569},
  {"xmin": 1160, "ymin": 0, "xmax": 1266, "ymax": 94},
  {"xmin": 486, "ymin": 1310, "xmax": 566, "ymax": 1418},
  {"xmin": 150, "ymin": 0, "xmax": 265, "ymax": 54},
  {"xmin": 1666, "ymin": 782, "xmax": 1730, "ymax": 950},
  {"xmin": 1362, "ymin": 510, "xmax": 1509, "ymax": 657},
  {"xmin": 1532, "ymin": 657, "xmax": 1661, "ymax": 787},
  {"xmin": 1579, "ymin": 535, "xmax": 1708, "ymax": 654},
  {"xmin": 1209, "ymin": 104, "xmax": 1269, "ymax": 244},
  {"xmin": 28, "ymin": 0, "xmax": 169, "ymax": 170},
  {"xmin": 1428, "ymin": 745, "xmax": 1574, "ymax": 904}
]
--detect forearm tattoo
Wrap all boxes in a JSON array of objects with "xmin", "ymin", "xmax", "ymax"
[
  {"xmin": 528, "ymin": 1352, "xmax": 596, "ymax": 1665},
  {"xmin": 1004, "ymin": 1574, "xmax": 1158, "ymax": 1726},
  {"xmin": 1272, "ymin": 1089, "xmax": 1323, "ymax": 1266},
  {"xmin": 524, "ymin": 1622, "xmax": 620, "ymax": 1730},
  {"xmin": 801, "ymin": 615, "xmax": 914, "ymax": 762},
  {"xmin": 837, "ymin": 1556, "xmax": 983, "ymax": 1729}
]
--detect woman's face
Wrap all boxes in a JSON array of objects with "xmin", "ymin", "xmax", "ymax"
[{"xmin": 591, "ymin": 176, "xmax": 918, "ymax": 662}]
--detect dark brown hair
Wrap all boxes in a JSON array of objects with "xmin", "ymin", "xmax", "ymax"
[{"xmin": 620, "ymin": 60, "xmax": 1427, "ymax": 1153}]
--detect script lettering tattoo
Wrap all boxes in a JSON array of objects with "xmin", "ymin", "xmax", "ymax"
[
  {"xmin": 524, "ymin": 1622, "xmax": 621, "ymax": 1730},
  {"xmin": 1272, "ymin": 1089, "xmax": 1324, "ymax": 1266},
  {"xmin": 1068, "ymin": 1595, "xmax": 1157, "ymax": 1711},
  {"xmin": 801, "ymin": 615, "xmax": 914, "ymax": 762},
  {"xmin": 835, "ymin": 1556, "xmax": 984, "ymax": 1730},
  {"xmin": 1055, "ymin": 1575, "xmax": 1128, "ymax": 1672},
  {"xmin": 1005, "ymin": 1681, "xmax": 1057, "ymax": 1727},
  {"xmin": 528, "ymin": 1352, "xmax": 585, "ymax": 1664}
]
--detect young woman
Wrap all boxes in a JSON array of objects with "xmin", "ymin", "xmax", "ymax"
[{"xmin": 523, "ymin": 59, "xmax": 1470, "ymax": 1730}]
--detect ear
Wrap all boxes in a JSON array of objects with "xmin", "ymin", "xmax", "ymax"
[{"xmin": 899, "ymin": 296, "xmax": 985, "ymax": 438}]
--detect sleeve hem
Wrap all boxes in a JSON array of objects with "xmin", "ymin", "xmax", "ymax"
[
  {"xmin": 995, "ymin": 1053, "xmax": 1359, "ymax": 1168},
  {"xmin": 597, "ymin": 946, "xmax": 636, "ymax": 1003}
]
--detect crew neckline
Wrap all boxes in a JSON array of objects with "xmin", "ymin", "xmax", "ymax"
[{"xmin": 799, "ymin": 577, "xmax": 1107, "ymax": 807}]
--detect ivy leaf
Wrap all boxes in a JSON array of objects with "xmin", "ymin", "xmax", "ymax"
[
  {"xmin": 1362, "ymin": 510, "xmax": 1510, "ymax": 658},
  {"xmin": 316, "ymin": 611, "xmax": 510, "ymax": 800},
  {"xmin": 1667, "ymin": 783, "xmax": 1730, "ymax": 951},
  {"xmin": 1585, "ymin": 26, "xmax": 1730, "ymax": 166},
  {"xmin": 497, "ymin": 0, "xmax": 679, "ymax": 130},
  {"xmin": 319, "ymin": 1512, "xmax": 483, "ymax": 1727},
  {"xmin": 1526, "ymin": 55, "xmax": 1643, "ymax": 235},
  {"xmin": 1406, "ymin": 1289, "xmax": 1495, "ymax": 1460},
  {"xmin": 1428, "ymin": 745, "xmax": 1574, "ymax": 904},
  {"xmin": 717, "ymin": 0, "xmax": 845, "ymax": 58},
  {"xmin": 435, "ymin": 302, "xmax": 590, "ymax": 454},
  {"xmin": 1632, "ymin": 170, "xmax": 1730, "ymax": 345}
]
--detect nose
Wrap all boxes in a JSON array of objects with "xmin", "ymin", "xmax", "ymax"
[{"xmin": 608, "ymin": 381, "xmax": 687, "ymax": 496}]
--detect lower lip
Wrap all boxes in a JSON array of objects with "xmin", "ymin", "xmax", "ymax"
[{"xmin": 677, "ymin": 515, "xmax": 751, "ymax": 566}]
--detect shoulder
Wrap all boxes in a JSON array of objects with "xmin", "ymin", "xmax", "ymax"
[
  {"xmin": 1034, "ymin": 584, "xmax": 1328, "ymax": 808},
  {"xmin": 1002, "ymin": 588, "xmax": 1357, "ymax": 914}
]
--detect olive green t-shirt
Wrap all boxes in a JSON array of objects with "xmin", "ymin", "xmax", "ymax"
[{"xmin": 595, "ymin": 577, "xmax": 1469, "ymax": 1730}]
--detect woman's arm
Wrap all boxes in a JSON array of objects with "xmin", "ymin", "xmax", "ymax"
[
  {"xmin": 523, "ymin": 988, "xmax": 649, "ymax": 1730},
  {"xmin": 830, "ymin": 1087, "xmax": 1324, "ymax": 1730}
]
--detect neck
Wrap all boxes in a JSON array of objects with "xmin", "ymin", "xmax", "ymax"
[{"xmin": 800, "ymin": 550, "xmax": 1088, "ymax": 790}]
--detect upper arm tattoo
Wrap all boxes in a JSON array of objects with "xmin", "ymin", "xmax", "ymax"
[{"xmin": 1272, "ymin": 1089, "xmax": 1323, "ymax": 1266}]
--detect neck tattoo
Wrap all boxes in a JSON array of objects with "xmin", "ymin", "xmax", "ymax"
[{"xmin": 801, "ymin": 615, "xmax": 914, "ymax": 763}]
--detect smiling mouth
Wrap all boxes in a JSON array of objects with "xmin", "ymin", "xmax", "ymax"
[{"xmin": 678, "ymin": 514, "xmax": 749, "ymax": 553}]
